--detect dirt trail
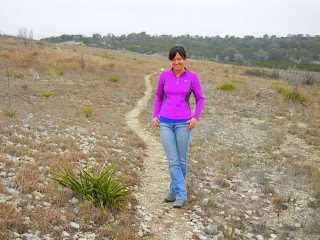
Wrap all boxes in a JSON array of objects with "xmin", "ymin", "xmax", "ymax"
[{"xmin": 126, "ymin": 73, "xmax": 194, "ymax": 240}]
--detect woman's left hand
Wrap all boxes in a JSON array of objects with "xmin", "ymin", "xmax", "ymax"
[{"xmin": 186, "ymin": 118, "xmax": 198, "ymax": 131}]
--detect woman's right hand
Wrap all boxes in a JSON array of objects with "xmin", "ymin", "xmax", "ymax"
[{"xmin": 152, "ymin": 117, "xmax": 160, "ymax": 127}]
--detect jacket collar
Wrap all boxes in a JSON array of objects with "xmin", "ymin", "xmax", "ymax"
[{"xmin": 170, "ymin": 67, "xmax": 188, "ymax": 75}]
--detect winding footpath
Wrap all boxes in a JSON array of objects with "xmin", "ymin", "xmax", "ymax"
[{"xmin": 126, "ymin": 73, "xmax": 194, "ymax": 240}]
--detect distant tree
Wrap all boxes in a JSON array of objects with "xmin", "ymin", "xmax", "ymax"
[
  {"xmin": 40, "ymin": 32, "xmax": 320, "ymax": 68},
  {"xmin": 92, "ymin": 33, "xmax": 101, "ymax": 39},
  {"xmin": 234, "ymin": 52, "xmax": 245, "ymax": 61},
  {"xmin": 254, "ymin": 49, "xmax": 269, "ymax": 61},
  {"xmin": 18, "ymin": 27, "xmax": 33, "ymax": 46}
]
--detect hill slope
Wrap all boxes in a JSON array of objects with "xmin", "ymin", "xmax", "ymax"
[{"xmin": 0, "ymin": 36, "xmax": 320, "ymax": 239}]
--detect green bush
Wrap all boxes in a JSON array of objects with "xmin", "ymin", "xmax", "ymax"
[
  {"xmin": 46, "ymin": 159, "xmax": 132, "ymax": 210},
  {"xmin": 270, "ymin": 85, "xmax": 308, "ymax": 103},
  {"xmin": 39, "ymin": 91, "xmax": 55, "ymax": 97},
  {"xmin": 101, "ymin": 55, "xmax": 109, "ymax": 59},
  {"xmin": 7, "ymin": 72, "xmax": 24, "ymax": 79},
  {"xmin": 216, "ymin": 83, "xmax": 236, "ymax": 91},
  {"xmin": 81, "ymin": 105, "xmax": 94, "ymax": 118},
  {"xmin": 109, "ymin": 76, "xmax": 119, "ymax": 82},
  {"xmin": 57, "ymin": 70, "xmax": 64, "ymax": 75},
  {"xmin": 48, "ymin": 60, "xmax": 59, "ymax": 66},
  {"xmin": 285, "ymin": 90, "xmax": 308, "ymax": 103}
]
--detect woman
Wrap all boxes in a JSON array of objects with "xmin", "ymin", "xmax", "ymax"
[{"xmin": 152, "ymin": 46, "xmax": 204, "ymax": 208}]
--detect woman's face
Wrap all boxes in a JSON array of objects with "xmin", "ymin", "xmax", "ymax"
[{"xmin": 171, "ymin": 52, "xmax": 185, "ymax": 72}]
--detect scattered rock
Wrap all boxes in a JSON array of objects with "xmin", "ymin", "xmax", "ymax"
[
  {"xmin": 256, "ymin": 235, "xmax": 264, "ymax": 240},
  {"xmin": 70, "ymin": 222, "xmax": 80, "ymax": 229},
  {"xmin": 69, "ymin": 197, "xmax": 79, "ymax": 204},
  {"xmin": 144, "ymin": 214, "xmax": 152, "ymax": 221},
  {"xmin": 201, "ymin": 198, "xmax": 210, "ymax": 205},
  {"xmin": 138, "ymin": 230, "xmax": 144, "ymax": 237},
  {"xmin": 32, "ymin": 191, "xmax": 44, "ymax": 198},
  {"xmin": 62, "ymin": 231, "xmax": 70, "ymax": 237}
]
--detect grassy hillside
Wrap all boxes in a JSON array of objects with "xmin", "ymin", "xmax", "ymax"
[
  {"xmin": 141, "ymin": 56, "xmax": 320, "ymax": 238},
  {"xmin": 0, "ymin": 36, "xmax": 163, "ymax": 239},
  {"xmin": 0, "ymin": 35, "xmax": 320, "ymax": 239}
]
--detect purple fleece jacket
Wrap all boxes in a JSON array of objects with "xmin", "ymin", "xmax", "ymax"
[{"xmin": 153, "ymin": 68, "xmax": 204, "ymax": 120}]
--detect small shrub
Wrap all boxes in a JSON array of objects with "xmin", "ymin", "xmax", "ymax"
[
  {"xmin": 216, "ymin": 83, "xmax": 236, "ymax": 91},
  {"xmin": 224, "ymin": 74, "xmax": 229, "ymax": 78},
  {"xmin": 21, "ymin": 85, "xmax": 28, "ymax": 91},
  {"xmin": 302, "ymin": 73, "xmax": 315, "ymax": 85},
  {"xmin": 108, "ymin": 63, "xmax": 115, "ymax": 68},
  {"xmin": 81, "ymin": 105, "xmax": 94, "ymax": 118},
  {"xmin": 57, "ymin": 70, "xmax": 64, "ymax": 76},
  {"xmin": 233, "ymin": 80, "xmax": 244, "ymax": 84},
  {"xmin": 244, "ymin": 68, "xmax": 280, "ymax": 79},
  {"xmin": 310, "ymin": 92, "xmax": 320, "ymax": 97},
  {"xmin": 0, "ymin": 53, "xmax": 9, "ymax": 58},
  {"xmin": 211, "ymin": 68, "xmax": 215, "ymax": 71},
  {"xmin": 39, "ymin": 91, "xmax": 55, "ymax": 97},
  {"xmin": 101, "ymin": 55, "xmax": 109, "ymax": 59},
  {"xmin": 1, "ymin": 110, "xmax": 17, "ymax": 117},
  {"xmin": 45, "ymin": 159, "xmax": 132, "ymax": 210},
  {"xmin": 48, "ymin": 60, "xmax": 59, "ymax": 66},
  {"xmin": 215, "ymin": 177, "xmax": 230, "ymax": 188},
  {"xmin": 285, "ymin": 90, "xmax": 308, "ymax": 103},
  {"xmin": 7, "ymin": 72, "xmax": 24, "ymax": 79},
  {"xmin": 270, "ymin": 85, "xmax": 308, "ymax": 103},
  {"xmin": 32, "ymin": 51, "xmax": 38, "ymax": 56},
  {"xmin": 109, "ymin": 76, "xmax": 119, "ymax": 82}
]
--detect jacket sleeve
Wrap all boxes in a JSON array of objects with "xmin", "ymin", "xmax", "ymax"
[
  {"xmin": 153, "ymin": 74, "xmax": 164, "ymax": 118},
  {"xmin": 191, "ymin": 75, "xmax": 204, "ymax": 120}
]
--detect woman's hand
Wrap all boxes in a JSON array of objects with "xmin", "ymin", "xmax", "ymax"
[
  {"xmin": 186, "ymin": 118, "xmax": 198, "ymax": 130},
  {"xmin": 152, "ymin": 117, "xmax": 160, "ymax": 127}
]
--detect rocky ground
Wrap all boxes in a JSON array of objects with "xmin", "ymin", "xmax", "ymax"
[
  {"xmin": 1, "ymin": 37, "xmax": 320, "ymax": 239},
  {"xmin": 140, "ymin": 70, "xmax": 320, "ymax": 239}
]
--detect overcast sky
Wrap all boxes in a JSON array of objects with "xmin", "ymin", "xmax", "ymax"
[{"xmin": 1, "ymin": 0, "xmax": 319, "ymax": 39}]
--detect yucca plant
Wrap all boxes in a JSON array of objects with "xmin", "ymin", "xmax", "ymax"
[
  {"xmin": 39, "ymin": 91, "xmax": 55, "ymax": 97},
  {"xmin": 81, "ymin": 105, "xmax": 94, "ymax": 118},
  {"xmin": 1, "ymin": 109, "xmax": 17, "ymax": 117},
  {"xmin": 45, "ymin": 159, "xmax": 132, "ymax": 210}
]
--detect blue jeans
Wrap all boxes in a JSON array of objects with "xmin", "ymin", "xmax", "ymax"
[{"xmin": 159, "ymin": 121, "xmax": 192, "ymax": 202}]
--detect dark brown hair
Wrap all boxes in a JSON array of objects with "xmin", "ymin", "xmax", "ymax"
[{"xmin": 168, "ymin": 46, "xmax": 187, "ymax": 60}]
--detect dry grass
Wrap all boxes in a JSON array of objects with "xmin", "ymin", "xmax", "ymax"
[
  {"xmin": 1, "ymin": 35, "xmax": 320, "ymax": 238},
  {"xmin": 0, "ymin": 36, "xmax": 164, "ymax": 237},
  {"xmin": 140, "ymin": 47, "xmax": 320, "ymax": 239}
]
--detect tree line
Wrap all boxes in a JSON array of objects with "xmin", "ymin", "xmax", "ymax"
[{"xmin": 42, "ymin": 32, "xmax": 320, "ymax": 71}]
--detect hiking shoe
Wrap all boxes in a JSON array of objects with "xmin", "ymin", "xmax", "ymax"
[
  {"xmin": 165, "ymin": 192, "xmax": 176, "ymax": 202},
  {"xmin": 172, "ymin": 199, "xmax": 184, "ymax": 208}
]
